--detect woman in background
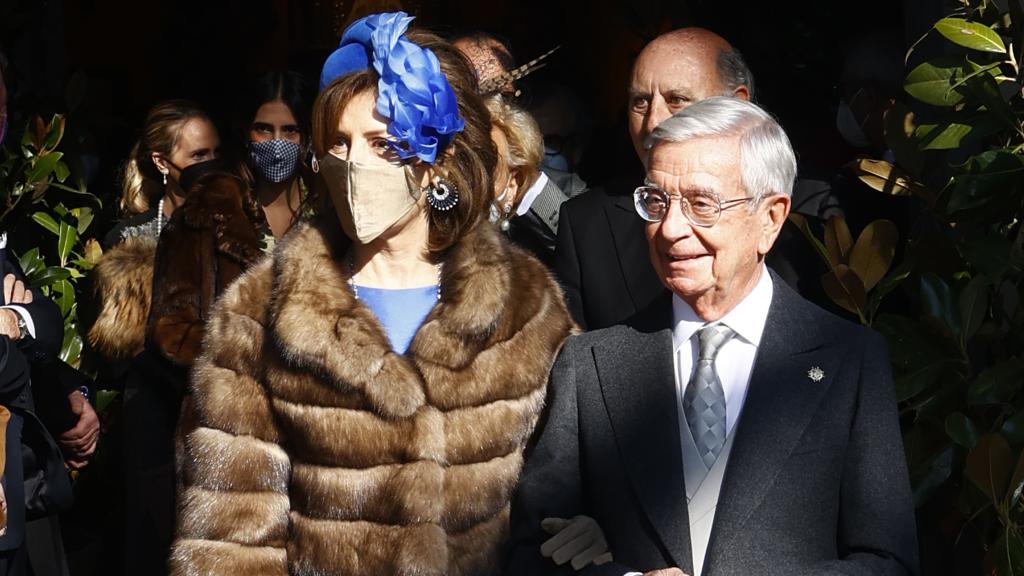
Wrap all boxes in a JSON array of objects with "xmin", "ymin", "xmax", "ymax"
[{"xmin": 89, "ymin": 101, "xmax": 219, "ymax": 361}]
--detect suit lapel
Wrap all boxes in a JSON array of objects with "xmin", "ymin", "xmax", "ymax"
[
  {"xmin": 703, "ymin": 276, "xmax": 842, "ymax": 573},
  {"xmin": 604, "ymin": 193, "xmax": 665, "ymax": 314},
  {"xmin": 594, "ymin": 325, "xmax": 694, "ymax": 574}
]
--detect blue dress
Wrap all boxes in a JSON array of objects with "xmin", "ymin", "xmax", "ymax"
[{"xmin": 355, "ymin": 284, "xmax": 438, "ymax": 354}]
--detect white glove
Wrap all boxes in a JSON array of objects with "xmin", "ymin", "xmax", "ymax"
[{"xmin": 540, "ymin": 515, "xmax": 614, "ymax": 570}]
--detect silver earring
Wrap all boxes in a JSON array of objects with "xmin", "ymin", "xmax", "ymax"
[
  {"xmin": 162, "ymin": 172, "xmax": 167, "ymax": 185},
  {"xmin": 500, "ymin": 202, "xmax": 513, "ymax": 232},
  {"xmin": 426, "ymin": 177, "xmax": 459, "ymax": 211}
]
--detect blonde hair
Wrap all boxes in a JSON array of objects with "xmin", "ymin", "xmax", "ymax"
[
  {"xmin": 484, "ymin": 95, "xmax": 544, "ymax": 191},
  {"xmin": 119, "ymin": 100, "xmax": 210, "ymax": 215}
]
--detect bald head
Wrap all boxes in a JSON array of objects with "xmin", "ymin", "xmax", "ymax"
[{"xmin": 628, "ymin": 27, "xmax": 752, "ymax": 163}]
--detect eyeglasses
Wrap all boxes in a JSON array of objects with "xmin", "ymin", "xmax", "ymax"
[{"xmin": 633, "ymin": 185, "xmax": 756, "ymax": 227}]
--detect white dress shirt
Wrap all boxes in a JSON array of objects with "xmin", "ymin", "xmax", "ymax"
[
  {"xmin": 624, "ymin": 266, "xmax": 773, "ymax": 576},
  {"xmin": 516, "ymin": 171, "xmax": 549, "ymax": 216}
]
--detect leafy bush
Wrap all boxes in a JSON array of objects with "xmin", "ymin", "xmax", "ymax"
[{"xmin": 798, "ymin": 1, "xmax": 1024, "ymax": 572}]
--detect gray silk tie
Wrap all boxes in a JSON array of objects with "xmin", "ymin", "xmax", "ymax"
[{"xmin": 684, "ymin": 323, "xmax": 736, "ymax": 471}]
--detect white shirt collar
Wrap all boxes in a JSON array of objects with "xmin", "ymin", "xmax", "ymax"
[
  {"xmin": 671, "ymin": 265, "xmax": 774, "ymax": 352},
  {"xmin": 515, "ymin": 171, "xmax": 550, "ymax": 216}
]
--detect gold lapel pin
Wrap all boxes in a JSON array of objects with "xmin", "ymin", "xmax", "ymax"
[{"xmin": 807, "ymin": 366, "xmax": 825, "ymax": 382}]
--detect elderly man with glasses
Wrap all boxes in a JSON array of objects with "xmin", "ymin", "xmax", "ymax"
[{"xmin": 507, "ymin": 97, "xmax": 918, "ymax": 576}]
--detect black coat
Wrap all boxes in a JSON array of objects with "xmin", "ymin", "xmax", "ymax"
[{"xmin": 507, "ymin": 273, "xmax": 918, "ymax": 575}]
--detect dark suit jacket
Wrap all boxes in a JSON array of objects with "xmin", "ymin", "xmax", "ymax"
[
  {"xmin": 553, "ymin": 181, "xmax": 833, "ymax": 331},
  {"xmin": 507, "ymin": 274, "xmax": 919, "ymax": 576}
]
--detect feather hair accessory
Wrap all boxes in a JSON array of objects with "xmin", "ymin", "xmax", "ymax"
[{"xmin": 478, "ymin": 46, "xmax": 560, "ymax": 96}]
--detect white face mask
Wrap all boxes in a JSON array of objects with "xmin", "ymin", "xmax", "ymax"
[
  {"xmin": 835, "ymin": 99, "xmax": 871, "ymax": 149},
  {"xmin": 317, "ymin": 155, "xmax": 422, "ymax": 244}
]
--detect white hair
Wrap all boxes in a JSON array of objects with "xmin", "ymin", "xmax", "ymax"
[{"xmin": 645, "ymin": 96, "xmax": 796, "ymax": 204}]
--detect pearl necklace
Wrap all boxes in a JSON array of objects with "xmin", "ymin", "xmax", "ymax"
[
  {"xmin": 347, "ymin": 252, "xmax": 442, "ymax": 301},
  {"xmin": 156, "ymin": 197, "xmax": 165, "ymax": 234}
]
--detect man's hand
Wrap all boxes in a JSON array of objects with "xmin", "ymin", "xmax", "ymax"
[
  {"xmin": 60, "ymin": 390, "xmax": 99, "ymax": 469},
  {"xmin": 0, "ymin": 273, "xmax": 33, "ymax": 340},
  {"xmin": 3, "ymin": 274, "xmax": 32, "ymax": 305},
  {"xmin": 541, "ymin": 516, "xmax": 613, "ymax": 570},
  {"xmin": 643, "ymin": 570, "xmax": 688, "ymax": 576}
]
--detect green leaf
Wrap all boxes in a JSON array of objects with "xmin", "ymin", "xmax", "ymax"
[
  {"xmin": 915, "ymin": 122, "xmax": 974, "ymax": 150},
  {"xmin": 821, "ymin": 264, "xmax": 867, "ymax": 320},
  {"xmin": 16, "ymin": 248, "xmax": 42, "ymax": 278},
  {"xmin": 904, "ymin": 58, "xmax": 967, "ymax": 107},
  {"xmin": 57, "ymin": 221, "xmax": 77, "ymax": 265},
  {"xmin": 992, "ymin": 529, "xmax": 1024, "ymax": 576},
  {"xmin": 41, "ymin": 115, "xmax": 65, "ymax": 151},
  {"xmin": 31, "ymin": 212, "xmax": 59, "ymax": 236},
  {"xmin": 895, "ymin": 361, "xmax": 951, "ymax": 402},
  {"xmin": 921, "ymin": 273, "xmax": 961, "ymax": 339},
  {"xmin": 965, "ymin": 433, "xmax": 1013, "ymax": 506},
  {"xmin": 934, "ymin": 18, "xmax": 1007, "ymax": 54},
  {"xmin": 95, "ymin": 389, "xmax": 119, "ymax": 414},
  {"xmin": 24, "ymin": 151, "xmax": 63, "ymax": 183},
  {"xmin": 52, "ymin": 279, "xmax": 74, "ymax": 318},
  {"xmin": 53, "ymin": 160, "xmax": 70, "ymax": 183},
  {"xmin": 26, "ymin": 266, "xmax": 71, "ymax": 289},
  {"xmin": 59, "ymin": 326, "xmax": 81, "ymax": 366},
  {"xmin": 73, "ymin": 207, "xmax": 94, "ymax": 235},
  {"xmin": 824, "ymin": 216, "xmax": 853, "ymax": 266},
  {"xmin": 848, "ymin": 220, "xmax": 898, "ymax": 291},
  {"xmin": 969, "ymin": 358, "xmax": 1024, "ymax": 405},
  {"xmin": 958, "ymin": 274, "xmax": 989, "ymax": 343},
  {"xmin": 945, "ymin": 412, "xmax": 979, "ymax": 448}
]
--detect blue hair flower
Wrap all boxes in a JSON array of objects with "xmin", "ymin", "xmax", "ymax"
[{"xmin": 319, "ymin": 12, "xmax": 465, "ymax": 164}]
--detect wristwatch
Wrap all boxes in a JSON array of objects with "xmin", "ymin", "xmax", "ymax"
[{"xmin": 14, "ymin": 312, "xmax": 28, "ymax": 340}]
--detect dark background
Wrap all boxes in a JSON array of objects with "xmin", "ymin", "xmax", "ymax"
[{"xmin": 2, "ymin": 0, "xmax": 944, "ymax": 231}]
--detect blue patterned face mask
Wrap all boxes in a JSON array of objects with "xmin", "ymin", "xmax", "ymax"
[{"xmin": 249, "ymin": 138, "xmax": 301, "ymax": 183}]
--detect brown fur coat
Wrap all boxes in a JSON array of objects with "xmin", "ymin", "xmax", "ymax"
[
  {"xmin": 147, "ymin": 173, "xmax": 263, "ymax": 367},
  {"xmin": 87, "ymin": 235, "xmax": 156, "ymax": 359},
  {"xmin": 170, "ymin": 220, "xmax": 573, "ymax": 575}
]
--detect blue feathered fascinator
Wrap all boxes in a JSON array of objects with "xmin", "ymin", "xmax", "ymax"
[{"xmin": 319, "ymin": 12, "xmax": 465, "ymax": 165}]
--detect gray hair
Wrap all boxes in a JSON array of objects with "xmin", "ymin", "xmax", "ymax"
[
  {"xmin": 717, "ymin": 46, "xmax": 755, "ymax": 101},
  {"xmin": 645, "ymin": 97, "xmax": 796, "ymax": 204}
]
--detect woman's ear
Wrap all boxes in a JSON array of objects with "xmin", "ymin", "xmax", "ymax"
[
  {"xmin": 507, "ymin": 168, "xmax": 522, "ymax": 205},
  {"xmin": 151, "ymin": 152, "xmax": 169, "ymax": 175}
]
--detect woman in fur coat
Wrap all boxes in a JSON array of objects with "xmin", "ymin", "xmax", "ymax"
[{"xmin": 170, "ymin": 12, "xmax": 574, "ymax": 576}]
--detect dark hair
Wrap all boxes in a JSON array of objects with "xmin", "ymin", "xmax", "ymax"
[
  {"xmin": 717, "ymin": 46, "xmax": 756, "ymax": 101},
  {"xmin": 121, "ymin": 100, "xmax": 212, "ymax": 215},
  {"xmin": 312, "ymin": 29, "xmax": 496, "ymax": 256},
  {"xmin": 239, "ymin": 70, "xmax": 312, "ymax": 149}
]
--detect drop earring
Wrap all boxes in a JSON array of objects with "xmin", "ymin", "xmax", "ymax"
[
  {"xmin": 500, "ymin": 202, "xmax": 513, "ymax": 232},
  {"xmin": 162, "ymin": 172, "xmax": 167, "ymax": 185},
  {"xmin": 426, "ymin": 176, "xmax": 459, "ymax": 211}
]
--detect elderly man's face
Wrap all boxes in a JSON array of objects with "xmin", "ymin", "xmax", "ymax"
[
  {"xmin": 644, "ymin": 136, "xmax": 788, "ymax": 320},
  {"xmin": 628, "ymin": 44, "xmax": 724, "ymax": 164}
]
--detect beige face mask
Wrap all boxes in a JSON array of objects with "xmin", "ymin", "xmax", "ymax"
[{"xmin": 317, "ymin": 154, "xmax": 422, "ymax": 244}]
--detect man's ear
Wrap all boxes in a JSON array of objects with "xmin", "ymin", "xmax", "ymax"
[
  {"xmin": 151, "ymin": 152, "xmax": 169, "ymax": 175},
  {"xmin": 757, "ymin": 193, "xmax": 791, "ymax": 256},
  {"xmin": 733, "ymin": 84, "xmax": 751, "ymax": 101}
]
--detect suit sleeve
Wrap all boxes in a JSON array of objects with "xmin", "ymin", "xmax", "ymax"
[
  {"xmin": 808, "ymin": 332, "xmax": 919, "ymax": 576},
  {"xmin": 169, "ymin": 262, "xmax": 290, "ymax": 575},
  {"xmin": 4, "ymin": 257, "xmax": 62, "ymax": 363},
  {"xmin": 553, "ymin": 203, "xmax": 587, "ymax": 330},
  {"xmin": 507, "ymin": 340, "xmax": 639, "ymax": 576}
]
